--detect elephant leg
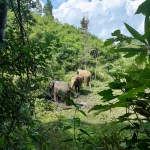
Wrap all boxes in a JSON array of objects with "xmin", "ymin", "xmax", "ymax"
[
  {"xmin": 89, "ymin": 82, "xmax": 91, "ymax": 87},
  {"xmin": 78, "ymin": 86, "xmax": 80, "ymax": 93},
  {"xmin": 75, "ymin": 86, "xmax": 77, "ymax": 93},
  {"xmin": 54, "ymin": 93, "xmax": 58, "ymax": 102},
  {"xmin": 86, "ymin": 82, "xmax": 89, "ymax": 86}
]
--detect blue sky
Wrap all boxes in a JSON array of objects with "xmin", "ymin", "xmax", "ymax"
[
  {"xmin": 40, "ymin": 0, "xmax": 145, "ymax": 40},
  {"xmin": 42, "ymin": 0, "xmax": 67, "ymax": 8}
]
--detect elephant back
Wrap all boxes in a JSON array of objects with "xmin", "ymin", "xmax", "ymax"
[
  {"xmin": 77, "ymin": 69, "xmax": 91, "ymax": 80},
  {"xmin": 55, "ymin": 81, "xmax": 70, "ymax": 92},
  {"xmin": 77, "ymin": 69, "xmax": 92, "ymax": 87}
]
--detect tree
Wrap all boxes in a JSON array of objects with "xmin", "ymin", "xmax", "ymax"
[
  {"xmin": 80, "ymin": 16, "xmax": 89, "ymax": 69},
  {"xmin": 31, "ymin": 0, "xmax": 42, "ymax": 15},
  {"xmin": 0, "ymin": 0, "xmax": 8, "ymax": 53},
  {"xmin": 0, "ymin": 0, "xmax": 40, "ymax": 149},
  {"xmin": 43, "ymin": 0, "xmax": 53, "ymax": 16},
  {"xmin": 80, "ymin": 16, "xmax": 89, "ymax": 32},
  {"xmin": 90, "ymin": 47, "xmax": 99, "ymax": 80}
]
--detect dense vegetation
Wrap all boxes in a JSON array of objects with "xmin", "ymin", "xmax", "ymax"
[{"xmin": 0, "ymin": 0, "xmax": 150, "ymax": 149}]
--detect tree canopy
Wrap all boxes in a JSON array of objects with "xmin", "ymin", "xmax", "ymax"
[{"xmin": 43, "ymin": 0, "xmax": 53, "ymax": 16}]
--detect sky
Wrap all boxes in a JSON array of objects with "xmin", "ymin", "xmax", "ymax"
[{"xmin": 41, "ymin": 0, "xmax": 145, "ymax": 40}]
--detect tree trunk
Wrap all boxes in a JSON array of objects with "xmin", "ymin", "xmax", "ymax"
[{"xmin": 0, "ymin": 0, "xmax": 8, "ymax": 42}]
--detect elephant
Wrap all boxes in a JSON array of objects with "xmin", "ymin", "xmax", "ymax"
[
  {"xmin": 70, "ymin": 75, "xmax": 83, "ymax": 93},
  {"xmin": 77, "ymin": 69, "xmax": 92, "ymax": 87},
  {"xmin": 49, "ymin": 80, "xmax": 76, "ymax": 104}
]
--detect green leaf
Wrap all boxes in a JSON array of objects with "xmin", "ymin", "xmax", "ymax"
[
  {"xmin": 109, "ymin": 82, "xmax": 126, "ymax": 89},
  {"xmin": 135, "ymin": 51, "xmax": 147, "ymax": 65},
  {"xmin": 119, "ymin": 86, "xmax": 145, "ymax": 101},
  {"xmin": 119, "ymin": 125, "xmax": 135, "ymax": 132},
  {"xmin": 63, "ymin": 126, "xmax": 72, "ymax": 131},
  {"xmin": 135, "ymin": 100, "xmax": 148, "ymax": 109},
  {"xmin": 88, "ymin": 105, "xmax": 103, "ymax": 112},
  {"xmin": 116, "ymin": 48, "xmax": 146, "ymax": 53},
  {"xmin": 79, "ymin": 129, "xmax": 91, "ymax": 137},
  {"xmin": 27, "ymin": 143, "xmax": 35, "ymax": 149},
  {"xmin": 135, "ymin": 0, "xmax": 150, "ymax": 15},
  {"xmin": 123, "ymin": 52, "xmax": 137, "ymax": 58},
  {"xmin": 75, "ymin": 103, "xmax": 82, "ymax": 109},
  {"xmin": 142, "ymin": 122, "xmax": 150, "ymax": 131},
  {"xmin": 98, "ymin": 89, "xmax": 113, "ymax": 96},
  {"xmin": 61, "ymin": 138, "xmax": 73, "ymax": 142},
  {"xmin": 111, "ymin": 30, "xmax": 121, "ymax": 36},
  {"xmin": 124, "ymin": 22, "xmax": 147, "ymax": 45},
  {"xmin": 78, "ymin": 109, "xmax": 87, "ymax": 117},
  {"xmin": 88, "ymin": 104, "xmax": 111, "ymax": 113},
  {"xmin": 74, "ymin": 118, "xmax": 80, "ymax": 126},
  {"xmin": 0, "ymin": 137, "xmax": 5, "ymax": 148},
  {"xmin": 139, "ymin": 68, "xmax": 150, "ymax": 80},
  {"xmin": 142, "ymin": 28, "xmax": 150, "ymax": 40},
  {"xmin": 112, "ymin": 101, "xmax": 130, "ymax": 108},
  {"xmin": 117, "ymin": 113, "xmax": 133, "ymax": 121},
  {"xmin": 134, "ymin": 108, "xmax": 149, "ymax": 117},
  {"xmin": 104, "ymin": 38, "xmax": 114, "ymax": 46},
  {"xmin": 98, "ymin": 89, "xmax": 118, "ymax": 101},
  {"xmin": 120, "ymin": 142, "xmax": 126, "ymax": 147}
]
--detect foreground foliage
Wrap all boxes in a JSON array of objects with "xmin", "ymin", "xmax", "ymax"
[{"xmin": 90, "ymin": 0, "xmax": 150, "ymax": 149}]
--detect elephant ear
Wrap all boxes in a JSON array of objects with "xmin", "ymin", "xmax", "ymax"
[
  {"xmin": 50, "ymin": 80, "xmax": 55, "ymax": 89},
  {"xmin": 77, "ymin": 69, "xmax": 80, "ymax": 74}
]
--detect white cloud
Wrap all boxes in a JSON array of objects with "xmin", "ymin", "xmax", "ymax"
[
  {"xmin": 53, "ymin": 0, "xmax": 145, "ymax": 40},
  {"xmin": 40, "ymin": 0, "xmax": 44, "ymax": 8}
]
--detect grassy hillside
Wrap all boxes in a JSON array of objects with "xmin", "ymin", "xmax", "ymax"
[{"xmin": 28, "ymin": 13, "xmax": 121, "ymax": 76}]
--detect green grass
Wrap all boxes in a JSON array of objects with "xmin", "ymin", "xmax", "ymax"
[{"xmin": 34, "ymin": 75, "xmax": 130, "ymax": 150}]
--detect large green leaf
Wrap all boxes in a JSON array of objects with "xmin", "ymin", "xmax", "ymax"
[
  {"xmin": 119, "ymin": 86, "xmax": 145, "ymax": 101},
  {"xmin": 112, "ymin": 101, "xmax": 130, "ymax": 108},
  {"xmin": 79, "ymin": 129, "xmax": 91, "ymax": 137},
  {"xmin": 135, "ymin": 51, "xmax": 147, "ymax": 65},
  {"xmin": 78, "ymin": 109, "xmax": 87, "ymax": 117},
  {"xmin": 139, "ymin": 68, "xmax": 150, "ymax": 80},
  {"xmin": 0, "ymin": 137, "xmax": 4, "ymax": 148},
  {"xmin": 88, "ymin": 104, "xmax": 111, "ymax": 113},
  {"xmin": 117, "ymin": 113, "xmax": 133, "ymax": 122},
  {"xmin": 104, "ymin": 38, "xmax": 114, "ymax": 46},
  {"xmin": 116, "ymin": 48, "xmax": 146, "ymax": 53},
  {"xmin": 27, "ymin": 143, "xmax": 35, "ymax": 149},
  {"xmin": 111, "ymin": 30, "xmax": 121, "ymax": 36},
  {"xmin": 134, "ymin": 108, "xmax": 149, "ymax": 118},
  {"xmin": 123, "ymin": 52, "xmax": 137, "ymax": 58},
  {"xmin": 63, "ymin": 125, "xmax": 72, "ymax": 131},
  {"xmin": 124, "ymin": 22, "xmax": 147, "ymax": 45},
  {"xmin": 142, "ymin": 28, "xmax": 150, "ymax": 40},
  {"xmin": 98, "ymin": 89, "xmax": 118, "ymax": 101},
  {"xmin": 109, "ymin": 82, "xmax": 126, "ymax": 89},
  {"xmin": 61, "ymin": 138, "xmax": 73, "ymax": 142},
  {"xmin": 142, "ymin": 122, "xmax": 150, "ymax": 131},
  {"xmin": 135, "ymin": 0, "xmax": 150, "ymax": 15},
  {"xmin": 119, "ymin": 125, "xmax": 136, "ymax": 132}
]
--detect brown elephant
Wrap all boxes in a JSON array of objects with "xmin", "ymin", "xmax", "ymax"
[
  {"xmin": 49, "ymin": 80, "xmax": 76, "ymax": 104},
  {"xmin": 77, "ymin": 69, "xmax": 92, "ymax": 87},
  {"xmin": 70, "ymin": 75, "xmax": 83, "ymax": 93}
]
